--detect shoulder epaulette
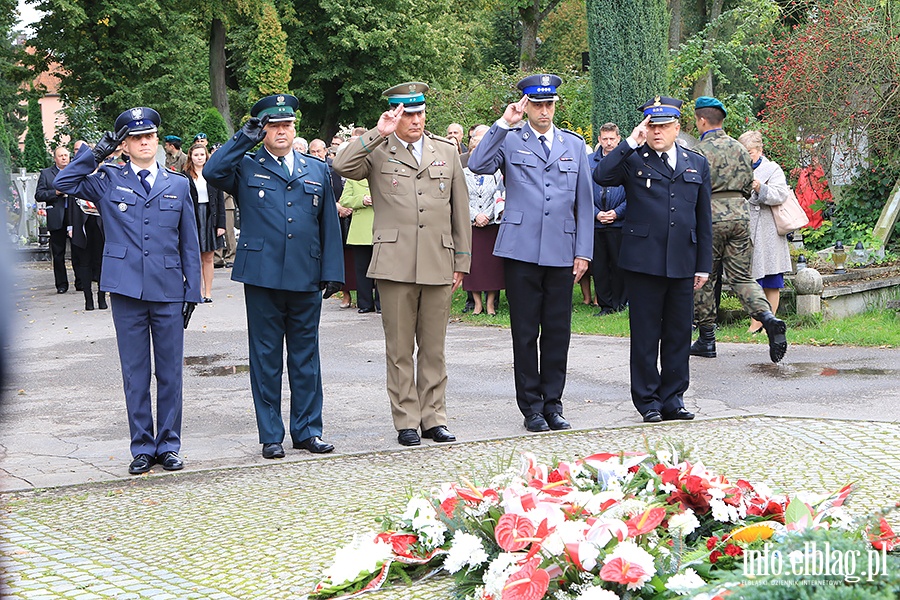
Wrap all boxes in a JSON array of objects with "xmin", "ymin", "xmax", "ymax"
[
  {"xmin": 303, "ymin": 152, "xmax": 326, "ymax": 163},
  {"xmin": 427, "ymin": 132, "xmax": 456, "ymax": 146},
  {"xmin": 559, "ymin": 128, "xmax": 585, "ymax": 143},
  {"xmin": 166, "ymin": 169, "xmax": 188, "ymax": 178},
  {"xmin": 681, "ymin": 145, "xmax": 704, "ymax": 156}
]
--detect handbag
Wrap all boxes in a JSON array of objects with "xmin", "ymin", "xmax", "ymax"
[{"xmin": 771, "ymin": 190, "xmax": 809, "ymax": 236}]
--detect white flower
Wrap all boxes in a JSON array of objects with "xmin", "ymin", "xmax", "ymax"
[
  {"xmin": 667, "ymin": 509, "xmax": 700, "ymax": 537},
  {"xmin": 664, "ymin": 568, "xmax": 706, "ymax": 594},
  {"xmin": 402, "ymin": 497, "xmax": 436, "ymax": 521},
  {"xmin": 320, "ymin": 532, "xmax": 393, "ymax": 587},
  {"xmin": 659, "ymin": 482, "xmax": 677, "ymax": 494},
  {"xmin": 710, "ymin": 499, "xmax": 739, "ymax": 523},
  {"xmin": 576, "ymin": 586, "xmax": 620, "ymax": 600},
  {"xmin": 708, "ymin": 487, "xmax": 726, "ymax": 500},
  {"xmin": 443, "ymin": 532, "xmax": 489, "ymax": 574},
  {"xmin": 416, "ymin": 522, "xmax": 448, "ymax": 549},
  {"xmin": 482, "ymin": 553, "xmax": 521, "ymax": 599},
  {"xmin": 577, "ymin": 541, "xmax": 601, "ymax": 571}
]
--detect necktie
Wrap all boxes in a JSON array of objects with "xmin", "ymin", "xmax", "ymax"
[
  {"xmin": 278, "ymin": 156, "xmax": 291, "ymax": 178},
  {"xmin": 539, "ymin": 135, "xmax": 550, "ymax": 159},
  {"xmin": 138, "ymin": 169, "xmax": 151, "ymax": 194},
  {"xmin": 407, "ymin": 143, "xmax": 417, "ymax": 165},
  {"xmin": 660, "ymin": 152, "xmax": 673, "ymax": 175}
]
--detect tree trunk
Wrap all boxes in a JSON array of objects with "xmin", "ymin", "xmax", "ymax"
[
  {"xmin": 210, "ymin": 18, "xmax": 234, "ymax": 134},
  {"xmin": 668, "ymin": 0, "xmax": 682, "ymax": 50},
  {"xmin": 519, "ymin": 2, "xmax": 540, "ymax": 72}
]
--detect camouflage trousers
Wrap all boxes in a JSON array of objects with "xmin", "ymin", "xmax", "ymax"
[{"xmin": 693, "ymin": 219, "xmax": 771, "ymax": 327}]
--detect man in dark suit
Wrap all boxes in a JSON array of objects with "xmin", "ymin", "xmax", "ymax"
[
  {"xmin": 593, "ymin": 96, "xmax": 713, "ymax": 423},
  {"xmin": 35, "ymin": 146, "xmax": 78, "ymax": 293},
  {"xmin": 468, "ymin": 74, "xmax": 594, "ymax": 433},
  {"xmin": 204, "ymin": 94, "xmax": 344, "ymax": 459},
  {"xmin": 55, "ymin": 107, "xmax": 202, "ymax": 474}
]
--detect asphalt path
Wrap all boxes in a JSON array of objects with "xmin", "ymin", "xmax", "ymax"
[{"xmin": 3, "ymin": 260, "xmax": 899, "ymax": 491}]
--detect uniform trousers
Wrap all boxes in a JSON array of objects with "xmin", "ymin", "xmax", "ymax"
[
  {"xmin": 110, "ymin": 294, "xmax": 184, "ymax": 457},
  {"xmin": 504, "ymin": 259, "xmax": 574, "ymax": 418},
  {"xmin": 49, "ymin": 228, "xmax": 72, "ymax": 289},
  {"xmin": 694, "ymin": 219, "xmax": 770, "ymax": 327},
  {"xmin": 377, "ymin": 279, "xmax": 452, "ymax": 431},
  {"xmin": 244, "ymin": 284, "xmax": 324, "ymax": 445},
  {"xmin": 352, "ymin": 245, "xmax": 379, "ymax": 311},
  {"xmin": 592, "ymin": 227, "xmax": 626, "ymax": 311},
  {"xmin": 624, "ymin": 270, "xmax": 693, "ymax": 416}
]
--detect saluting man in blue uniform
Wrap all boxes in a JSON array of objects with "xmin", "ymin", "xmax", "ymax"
[
  {"xmin": 55, "ymin": 107, "xmax": 202, "ymax": 475},
  {"xmin": 468, "ymin": 74, "xmax": 594, "ymax": 434},
  {"xmin": 593, "ymin": 97, "xmax": 713, "ymax": 424},
  {"xmin": 204, "ymin": 94, "xmax": 344, "ymax": 459}
]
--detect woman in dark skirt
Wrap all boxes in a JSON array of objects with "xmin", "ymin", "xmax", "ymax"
[
  {"xmin": 184, "ymin": 143, "xmax": 226, "ymax": 303},
  {"xmin": 463, "ymin": 129, "xmax": 505, "ymax": 315}
]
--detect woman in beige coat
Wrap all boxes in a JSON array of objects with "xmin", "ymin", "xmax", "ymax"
[{"xmin": 739, "ymin": 131, "xmax": 793, "ymax": 333}]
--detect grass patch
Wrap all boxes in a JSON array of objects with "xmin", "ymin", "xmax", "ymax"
[{"xmin": 450, "ymin": 286, "xmax": 900, "ymax": 347}]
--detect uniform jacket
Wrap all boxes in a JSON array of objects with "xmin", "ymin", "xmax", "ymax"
[
  {"xmin": 332, "ymin": 128, "xmax": 472, "ymax": 284},
  {"xmin": 593, "ymin": 140, "xmax": 713, "ymax": 279},
  {"xmin": 187, "ymin": 176, "xmax": 226, "ymax": 234},
  {"xmin": 203, "ymin": 130, "xmax": 344, "ymax": 292},
  {"xmin": 467, "ymin": 122, "xmax": 593, "ymax": 267},
  {"xmin": 588, "ymin": 151, "xmax": 626, "ymax": 229},
  {"xmin": 339, "ymin": 177, "xmax": 374, "ymax": 245},
  {"xmin": 54, "ymin": 146, "xmax": 202, "ymax": 303},
  {"xmin": 695, "ymin": 129, "xmax": 754, "ymax": 222},
  {"xmin": 35, "ymin": 165, "xmax": 67, "ymax": 231}
]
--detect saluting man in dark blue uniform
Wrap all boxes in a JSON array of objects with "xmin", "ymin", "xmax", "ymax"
[
  {"xmin": 204, "ymin": 94, "xmax": 344, "ymax": 459},
  {"xmin": 593, "ymin": 97, "xmax": 713, "ymax": 424},
  {"xmin": 55, "ymin": 107, "xmax": 202, "ymax": 474}
]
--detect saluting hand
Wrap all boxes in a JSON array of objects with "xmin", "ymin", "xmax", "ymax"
[
  {"xmin": 377, "ymin": 104, "xmax": 405, "ymax": 138},
  {"xmin": 502, "ymin": 97, "xmax": 528, "ymax": 127},
  {"xmin": 240, "ymin": 114, "xmax": 270, "ymax": 144},
  {"xmin": 628, "ymin": 115, "xmax": 651, "ymax": 147}
]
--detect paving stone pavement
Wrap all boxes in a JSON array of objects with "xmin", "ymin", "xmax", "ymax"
[{"xmin": 3, "ymin": 416, "xmax": 900, "ymax": 599}]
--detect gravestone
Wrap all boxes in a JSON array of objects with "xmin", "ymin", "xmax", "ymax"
[
  {"xmin": 872, "ymin": 177, "xmax": 900, "ymax": 248},
  {"xmin": 12, "ymin": 170, "xmax": 39, "ymax": 243}
]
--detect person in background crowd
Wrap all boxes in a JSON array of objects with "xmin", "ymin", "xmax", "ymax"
[
  {"xmin": 55, "ymin": 106, "xmax": 201, "ymax": 474},
  {"xmin": 193, "ymin": 132, "xmax": 208, "ymax": 147},
  {"xmin": 204, "ymin": 94, "xmax": 344, "ymax": 459},
  {"xmin": 589, "ymin": 123, "xmax": 628, "ymax": 316},
  {"xmin": 462, "ymin": 124, "xmax": 504, "ymax": 316},
  {"xmin": 446, "ymin": 123, "xmax": 468, "ymax": 154},
  {"xmin": 36, "ymin": 146, "xmax": 80, "ymax": 294},
  {"xmin": 293, "ymin": 137, "xmax": 308, "ymax": 154},
  {"xmin": 164, "ymin": 135, "xmax": 187, "ymax": 172},
  {"xmin": 68, "ymin": 141, "xmax": 106, "ymax": 311},
  {"xmin": 738, "ymin": 130, "xmax": 793, "ymax": 334},
  {"xmin": 468, "ymin": 74, "xmax": 593, "ymax": 434},
  {"xmin": 333, "ymin": 82, "xmax": 471, "ymax": 448},
  {"xmin": 183, "ymin": 142, "xmax": 226, "ymax": 303}
]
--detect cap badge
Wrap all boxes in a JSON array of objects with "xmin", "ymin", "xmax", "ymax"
[
  {"xmin": 408, "ymin": 84, "xmax": 416, "ymax": 93},
  {"xmin": 541, "ymin": 75, "xmax": 550, "ymax": 86},
  {"xmin": 131, "ymin": 108, "xmax": 143, "ymax": 120},
  {"xmin": 276, "ymin": 95, "xmax": 285, "ymax": 106},
  {"xmin": 653, "ymin": 96, "xmax": 661, "ymax": 106}
]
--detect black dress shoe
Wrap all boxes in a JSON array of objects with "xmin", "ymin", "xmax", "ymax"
[
  {"xmin": 422, "ymin": 425, "xmax": 456, "ymax": 442},
  {"xmin": 262, "ymin": 443, "xmax": 285, "ymax": 459},
  {"xmin": 524, "ymin": 414, "xmax": 550, "ymax": 432},
  {"xmin": 128, "ymin": 454, "xmax": 155, "ymax": 475},
  {"xmin": 56, "ymin": 286, "xmax": 68, "ymax": 294},
  {"xmin": 214, "ymin": 263, "xmax": 225, "ymax": 269},
  {"xmin": 397, "ymin": 429, "xmax": 421, "ymax": 446},
  {"xmin": 662, "ymin": 408, "xmax": 695, "ymax": 421},
  {"xmin": 97, "ymin": 292, "xmax": 108, "ymax": 310},
  {"xmin": 293, "ymin": 436, "xmax": 335, "ymax": 454},
  {"xmin": 545, "ymin": 412, "xmax": 571, "ymax": 430},
  {"xmin": 158, "ymin": 451, "xmax": 184, "ymax": 471},
  {"xmin": 225, "ymin": 262, "xmax": 234, "ymax": 268},
  {"xmin": 358, "ymin": 307, "xmax": 375, "ymax": 314},
  {"xmin": 643, "ymin": 410, "xmax": 663, "ymax": 423}
]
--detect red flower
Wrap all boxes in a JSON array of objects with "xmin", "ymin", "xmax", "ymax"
[
  {"xmin": 495, "ymin": 513, "xmax": 536, "ymax": 552},
  {"xmin": 626, "ymin": 507, "xmax": 666, "ymax": 537},
  {"xmin": 867, "ymin": 517, "xmax": 897, "ymax": 552},
  {"xmin": 724, "ymin": 543, "xmax": 743, "ymax": 557},
  {"xmin": 440, "ymin": 496, "xmax": 459, "ymax": 518},
  {"xmin": 375, "ymin": 532, "xmax": 419, "ymax": 557},
  {"xmin": 502, "ymin": 558, "xmax": 549, "ymax": 600},
  {"xmin": 706, "ymin": 536, "xmax": 719, "ymax": 550},
  {"xmin": 599, "ymin": 556, "xmax": 650, "ymax": 588},
  {"xmin": 709, "ymin": 550, "xmax": 723, "ymax": 564}
]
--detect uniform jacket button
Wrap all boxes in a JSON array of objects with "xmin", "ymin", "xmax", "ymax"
[
  {"xmin": 287, "ymin": 186, "xmax": 292, "ymax": 190},
  {"xmin": 144, "ymin": 250, "xmax": 149, "ymax": 256},
  {"xmin": 419, "ymin": 224, "xmax": 424, "ymax": 228},
  {"xmin": 288, "ymin": 218, "xmax": 294, "ymax": 223},
  {"xmin": 287, "ymin": 202, "xmax": 293, "ymax": 207},
  {"xmin": 287, "ymin": 233, "xmax": 293, "ymax": 239}
]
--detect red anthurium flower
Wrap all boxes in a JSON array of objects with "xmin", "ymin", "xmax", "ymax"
[
  {"xmin": 375, "ymin": 532, "xmax": 418, "ymax": 557},
  {"xmin": 522, "ymin": 519, "xmax": 551, "ymax": 562},
  {"xmin": 440, "ymin": 496, "xmax": 459, "ymax": 518},
  {"xmin": 660, "ymin": 468, "xmax": 681, "ymax": 487},
  {"xmin": 626, "ymin": 507, "xmax": 666, "ymax": 537},
  {"xmin": 599, "ymin": 556, "xmax": 649, "ymax": 588},
  {"xmin": 867, "ymin": 517, "xmax": 897, "ymax": 551},
  {"xmin": 495, "ymin": 513, "xmax": 537, "ymax": 552},
  {"xmin": 502, "ymin": 558, "xmax": 550, "ymax": 600}
]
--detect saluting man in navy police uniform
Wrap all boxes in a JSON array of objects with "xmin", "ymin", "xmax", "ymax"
[
  {"xmin": 204, "ymin": 94, "xmax": 344, "ymax": 460},
  {"xmin": 593, "ymin": 97, "xmax": 713, "ymax": 424},
  {"xmin": 467, "ymin": 74, "xmax": 594, "ymax": 434},
  {"xmin": 55, "ymin": 107, "xmax": 202, "ymax": 475}
]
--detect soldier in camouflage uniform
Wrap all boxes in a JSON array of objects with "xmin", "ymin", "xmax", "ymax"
[{"xmin": 690, "ymin": 97, "xmax": 787, "ymax": 363}]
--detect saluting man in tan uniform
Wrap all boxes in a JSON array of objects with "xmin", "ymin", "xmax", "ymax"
[{"xmin": 333, "ymin": 82, "xmax": 471, "ymax": 447}]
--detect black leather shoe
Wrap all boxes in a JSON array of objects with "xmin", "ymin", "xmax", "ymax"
[
  {"xmin": 358, "ymin": 307, "xmax": 375, "ymax": 314},
  {"xmin": 128, "ymin": 454, "xmax": 154, "ymax": 474},
  {"xmin": 214, "ymin": 263, "xmax": 225, "ymax": 268},
  {"xmin": 56, "ymin": 286, "xmax": 68, "ymax": 294},
  {"xmin": 524, "ymin": 414, "xmax": 550, "ymax": 432},
  {"xmin": 262, "ymin": 443, "xmax": 285, "ymax": 459},
  {"xmin": 422, "ymin": 425, "xmax": 456, "ymax": 442},
  {"xmin": 397, "ymin": 429, "xmax": 421, "ymax": 446},
  {"xmin": 158, "ymin": 451, "xmax": 184, "ymax": 471},
  {"xmin": 545, "ymin": 412, "xmax": 571, "ymax": 430},
  {"xmin": 293, "ymin": 436, "xmax": 335, "ymax": 454},
  {"xmin": 97, "ymin": 292, "xmax": 108, "ymax": 310},
  {"xmin": 643, "ymin": 410, "xmax": 663, "ymax": 423},
  {"xmin": 663, "ymin": 408, "xmax": 695, "ymax": 421}
]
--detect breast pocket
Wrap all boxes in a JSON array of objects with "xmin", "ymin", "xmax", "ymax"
[
  {"xmin": 380, "ymin": 163, "xmax": 412, "ymax": 196},
  {"xmin": 158, "ymin": 199, "xmax": 180, "ymax": 228},
  {"xmin": 680, "ymin": 171, "xmax": 702, "ymax": 203},
  {"xmin": 302, "ymin": 182, "xmax": 324, "ymax": 215},
  {"xmin": 109, "ymin": 189, "xmax": 137, "ymax": 224},
  {"xmin": 427, "ymin": 166, "xmax": 450, "ymax": 198},
  {"xmin": 557, "ymin": 160, "xmax": 577, "ymax": 191},
  {"xmin": 247, "ymin": 178, "xmax": 276, "ymax": 208},
  {"xmin": 509, "ymin": 152, "xmax": 538, "ymax": 184}
]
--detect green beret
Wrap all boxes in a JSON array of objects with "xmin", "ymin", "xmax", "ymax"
[{"xmin": 694, "ymin": 96, "xmax": 726, "ymax": 117}]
